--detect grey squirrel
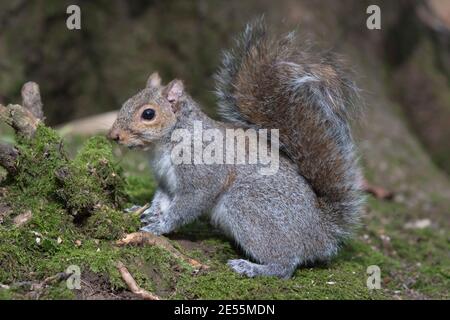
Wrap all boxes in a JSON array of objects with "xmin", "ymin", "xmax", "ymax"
[{"xmin": 108, "ymin": 20, "xmax": 363, "ymax": 279}]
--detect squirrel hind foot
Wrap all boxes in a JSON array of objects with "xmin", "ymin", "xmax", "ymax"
[{"xmin": 227, "ymin": 259, "xmax": 296, "ymax": 279}]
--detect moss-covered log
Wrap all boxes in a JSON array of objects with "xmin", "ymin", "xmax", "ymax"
[
  {"xmin": 0, "ymin": 82, "xmax": 206, "ymax": 300},
  {"xmin": 0, "ymin": 82, "xmax": 127, "ymax": 222}
]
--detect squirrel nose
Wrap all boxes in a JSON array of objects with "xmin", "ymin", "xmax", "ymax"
[{"xmin": 108, "ymin": 128, "xmax": 122, "ymax": 142}]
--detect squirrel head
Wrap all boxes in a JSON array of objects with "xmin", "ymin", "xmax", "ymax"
[{"xmin": 108, "ymin": 72, "xmax": 185, "ymax": 149}]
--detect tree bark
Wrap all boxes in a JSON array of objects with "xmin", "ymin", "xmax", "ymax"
[{"xmin": 0, "ymin": 143, "xmax": 19, "ymax": 174}]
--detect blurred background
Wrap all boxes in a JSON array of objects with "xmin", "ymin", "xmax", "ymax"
[{"xmin": 0, "ymin": 0, "xmax": 449, "ymax": 176}]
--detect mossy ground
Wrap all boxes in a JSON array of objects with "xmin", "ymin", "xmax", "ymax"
[{"xmin": 0, "ymin": 127, "xmax": 448, "ymax": 300}]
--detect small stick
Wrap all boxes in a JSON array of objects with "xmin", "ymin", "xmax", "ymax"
[
  {"xmin": 23, "ymin": 272, "xmax": 72, "ymax": 292},
  {"xmin": 21, "ymin": 82, "xmax": 44, "ymax": 120},
  {"xmin": 130, "ymin": 203, "xmax": 151, "ymax": 216},
  {"xmin": 116, "ymin": 261, "xmax": 161, "ymax": 300},
  {"xmin": 116, "ymin": 232, "xmax": 208, "ymax": 271},
  {"xmin": 41, "ymin": 272, "xmax": 72, "ymax": 286}
]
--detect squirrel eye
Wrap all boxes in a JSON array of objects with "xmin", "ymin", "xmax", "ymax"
[{"xmin": 141, "ymin": 108, "xmax": 156, "ymax": 121}]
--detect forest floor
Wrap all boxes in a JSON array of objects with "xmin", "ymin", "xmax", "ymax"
[{"xmin": 0, "ymin": 125, "xmax": 448, "ymax": 300}]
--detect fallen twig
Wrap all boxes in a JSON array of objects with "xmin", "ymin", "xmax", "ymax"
[
  {"xmin": 1, "ymin": 271, "xmax": 73, "ymax": 300},
  {"xmin": 116, "ymin": 232, "xmax": 208, "ymax": 271},
  {"xmin": 130, "ymin": 203, "xmax": 151, "ymax": 217},
  {"xmin": 21, "ymin": 82, "xmax": 44, "ymax": 120},
  {"xmin": 43, "ymin": 272, "xmax": 72, "ymax": 285},
  {"xmin": 116, "ymin": 261, "xmax": 161, "ymax": 300},
  {"xmin": 23, "ymin": 272, "xmax": 72, "ymax": 299}
]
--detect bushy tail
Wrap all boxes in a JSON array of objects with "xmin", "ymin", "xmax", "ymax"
[{"xmin": 214, "ymin": 19, "xmax": 363, "ymax": 238}]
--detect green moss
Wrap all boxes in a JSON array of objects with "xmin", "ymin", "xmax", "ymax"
[
  {"xmin": 389, "ymin": 228, "xmax": 450, "ymax": 298},
  {"xmin": 42, "ymin": 283, "xmax": 77, "ymax": 300},
  {"xmin": 125, "ymin": 175, "xmax": 156, "ymax": 206},
  {"xmin": 11, "ymin": 125, "xmax": 67, "ymax": 207},
  {"xmin": 173, "ymin": 240, "xmax": 387, "ymax": 300},
  {"xmin": 84, "ymin": 208, "xmax": 140, "ymax": 240},
  {"xmin": 0, "ymin": 288, "xmax": 13, "ymax": 300},
  {"xmin": 0, "ymin": 125, "xmax": 152, "ymax": 297},
  {"xmin": 1, "ymin": 123, "xmax": 448, "ymax": 299},
  {"xmin": 57, "ymin": 136, "xmax": 127, "ymax": 219}
]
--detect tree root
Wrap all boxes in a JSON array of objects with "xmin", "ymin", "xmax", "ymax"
[
  {"xmin": 116, "ymin": 232, "xmax": 208, "ymax": 271},
  {"xmin": 128, "ymin": 203, "xmax": 151, "ymax": 216},
  {"xmin": 0, "ymin": 271, "xmax": 73, "ymax": 299},
  {"xmin": 116, "ymin": 261, "xmax": 161, "ymax": 300}
]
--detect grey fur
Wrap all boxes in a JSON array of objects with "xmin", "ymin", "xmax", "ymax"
[{"xmin": 109, "ymin": 20, "xmax": 363, "ymax": 279}]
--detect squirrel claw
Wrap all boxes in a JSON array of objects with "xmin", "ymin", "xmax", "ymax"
[{"xmin": 140, "ymin": 205, "xmax": 162, "ymax": 224}]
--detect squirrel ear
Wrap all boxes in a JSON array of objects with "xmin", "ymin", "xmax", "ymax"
[
  {"xmin": 163, "ymin": 80, "xmax": 184, "ymax": 105},
  {"xmin": 146, "ymin": 72, "xmax": 162, "ymax": 88}
]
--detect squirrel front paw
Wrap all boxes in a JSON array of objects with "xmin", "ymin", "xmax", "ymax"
[
  {"xmin": 139, "ymin": 197, "xmax": 171, "ymax": 235},
  {"xmin": 140, "ymin": 220, "xmax": 167, "ymax": 236},
  {"xmin": 140, "ymin": 205, "xmax": 162, "ymax": 224}
]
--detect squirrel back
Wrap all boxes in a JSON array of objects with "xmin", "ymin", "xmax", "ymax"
[{"xmin": 215, "ymin": 19, "xmax": 363, "ymax": 238}]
